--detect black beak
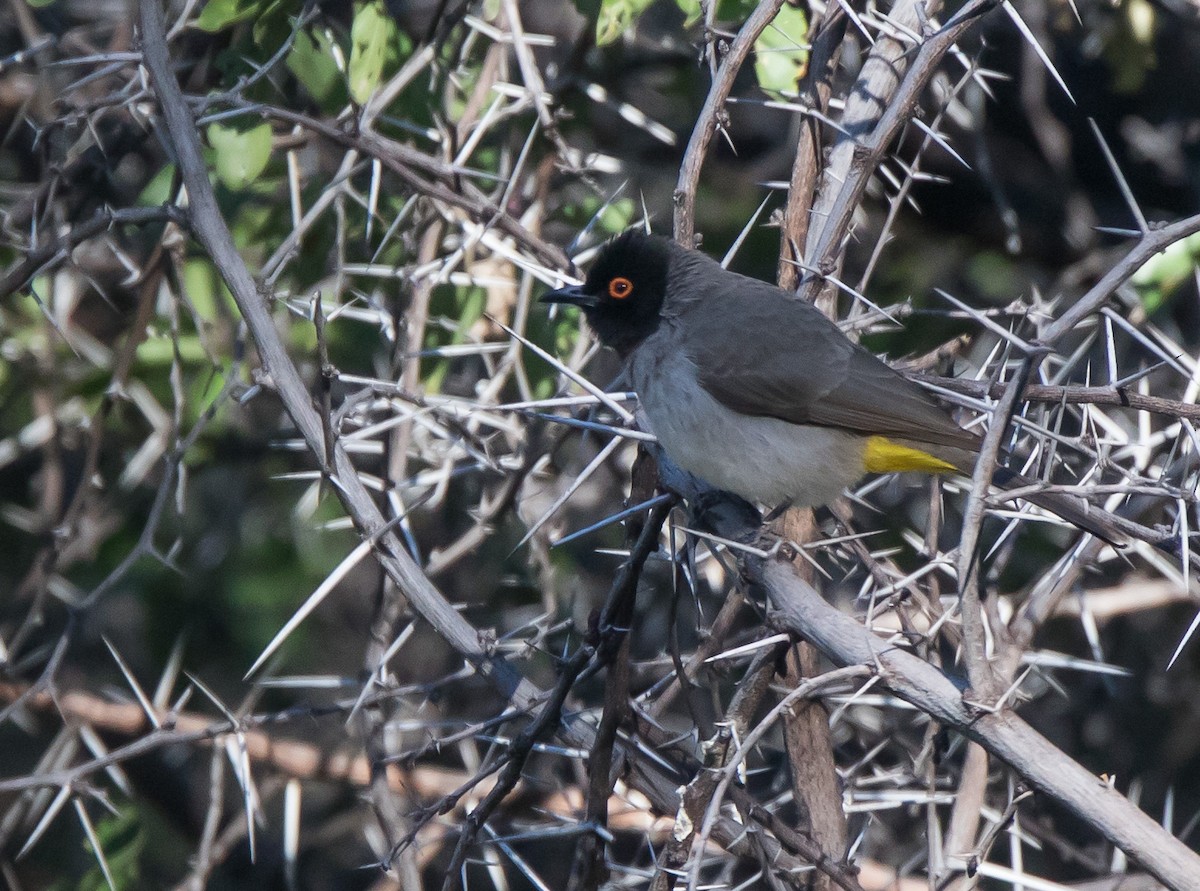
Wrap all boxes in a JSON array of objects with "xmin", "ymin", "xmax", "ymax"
[{"xmin": 540, "ymin": 284, "xmax": 598, "ymax": 309}]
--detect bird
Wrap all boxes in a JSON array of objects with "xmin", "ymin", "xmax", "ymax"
[{"xmin": 541, "ymin": 229, "xmax": 1127, "ymax": 543}]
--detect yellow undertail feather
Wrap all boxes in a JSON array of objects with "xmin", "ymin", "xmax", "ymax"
[{"xmin": 863, "ymin": 436, "xmax": 958, "ymax": 474}]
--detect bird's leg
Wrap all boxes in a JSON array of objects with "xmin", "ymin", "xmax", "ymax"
[
  {"xmin": 763, "ymin": 498, "xmax": 795, "ymax": 523},
  {"xmin": 688, "ymin": 489, "xmax": 763, "ymax": 539}
]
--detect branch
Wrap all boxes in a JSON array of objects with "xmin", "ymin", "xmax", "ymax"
[
  {"xmin": 0, "ymin": 681, "xmax": 458, "ymax": 797},
  {"xmin": 138, "ymin": 0, "xmax": 535, "ymax": 715},
  {"xmin": 1042, "ymin": 212, "xmax": 1200, "ymax": 346},
  {"xmin": 777, "ymin": 7, "xmax": 846, "ymax": 289},
  {"xmin": 440, "ymin": 498, "xmax": 674, "ymax": 891},
  {"xmin": 238, "ymin": 101, "xmax": 570, "ymax": 273},
  {"xmin": 0, "ymin": 204, "xmax": 186, "ymax": 300},
  {"xmin": 755, "ymin": 555, "xmax": 1200, "ymax": 889},
  {"xmin": 799, "ymin": 0, "xmax": 998, "ymax": 301},
  {"xmin": 135, "ymin": 9, "xmax": 834, "ymax": 882},
  {"xmin": 672, "ymin": 0, "xmax": 785, "ymax": 247},
  {"xmin": 650, "ymin": 447, "xmax": 1200, "ymax": 890},
  {"xmin": 910, "ymin": 374, "xmax": 1200, "ymax": 423}
]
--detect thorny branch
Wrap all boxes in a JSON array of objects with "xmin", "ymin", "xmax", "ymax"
[{"xmin": 3, "ymin": 1, "xmax": 1200, "ymax": 889}]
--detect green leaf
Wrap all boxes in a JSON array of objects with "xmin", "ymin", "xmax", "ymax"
[
  {"xmin": 26, "ymin": 0, "xmax": 57, "ymax": 7},
  {"xmin": 137, "ymin": 163, "xmax": 176, "ymax": 207},
  {"xmin": 560, "ymin": 196, "xmax": 635, "ymax": 236},
  {"xmin": 716, "ymin": 0, "xmax": 758, "ymax": 18},
  {"xmin": 597, "ymin": 198, "xmax": 635, "ymax": 234},
  {"xmin": 596, "ymin": 0, "xmax": 655, "ymax": 45},
  {"xmin": 183, "ymin": 259, "xmax": 232, "ymax": 324},
  {"xmin": 136, "ymin": 332, "xmax": 210, "ymax": 367},
  {"xmin": 675, "ymin": 0, "xmax": 702, "ymax": 28},
  {"xmin": 754, "ymin": 3, "xmax": 808, "ymax": 96},
  {"xmin": 348, "ymin": 0, "xmax": 398, "ymax": 104},
  {"xmin": 207, "ymin": 122, "xmax": 272, "ymax": 190},
  {"xmin": 1132, "ymin": 231, "xmax": 1200, "ymax": 312},
  {"xmin": 74, "ymin": 809, "xmax": 145, "ymax": 891},
  {"xmin": 1104, "ymin": 0, "xmax": 1157, "ymax": 94},
  {"xmin": 288, "ymin": 27, "xmax": 343, "ymax": 106},
  {"xmin": 253, "ymin": 0, "xmax": 294, "ymax": 45},
  {"xmin": 195, "ymin": 0, "xmax": 258, "ymax": 32}
]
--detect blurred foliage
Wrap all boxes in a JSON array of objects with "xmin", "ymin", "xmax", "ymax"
[
  {"xmin": 348, "ymin": 1, "xmax": 405, "ymax": 103},
  {"xmin": 207, "ymin": 122, "xmax": 273, "ymax": 191},
  {"xmin": 73, "ymin": 810, "xmax": 145, "ymax": 891},
  {"xmin": 753, "ymin": 3, "xmax": 808, "ymax": 95},
  {"xmin": 0, "ymin": 0, "xmax": 1198, "ymax": 887},
  {"xmin": 1133, "ymin": 232, "xmax": 1200, "ymax": 313},
  {"xmin": 596, "ymin": 0, "xmax": 657, "ymax": 45}
]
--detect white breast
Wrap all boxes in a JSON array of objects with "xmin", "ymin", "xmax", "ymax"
[{"xmin": 629, "ymin": 329, "xmax": 867, "ymax": 507}]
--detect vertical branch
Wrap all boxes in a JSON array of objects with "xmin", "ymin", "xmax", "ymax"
[
  {"xmin": 777, "ymin": 7, "xmax": 847, "ymax": 290},
  {"xmin": 673, "ymin": 0, "xmax": 785, "ymax": 247},
  {"xmin": 570, "ymin": 449, "xmax": 662, "ymax": 889},
  {"xmin": 776, "ymin": 510, "xmax": 847, "ymax": 887},
  {"xmin": 796, "ymin": 0, "xmax": 997, "ymax": 303},
  {"xmin": 388, "ymin": 220, "xmax": 444, "ymax": 489},
  {"xmin": 800, "ymin": 0, "xmax": 931, "ymax": 303},
  {"xmin": 569, "ymin": 631, "xmax": 632, "ymax": 891},
  {"xmin": 955, "ymin": 351, "xmax": 1038, "ymax": 702},
  {"xmin": 939, "ymin": 741, "xmax": 990, "ymax": 888},
  {"xmin": 137, "ymin": 0, "xmax": 537, "ymax": 708}
]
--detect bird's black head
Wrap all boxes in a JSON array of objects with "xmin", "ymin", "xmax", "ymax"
[{"xmin": 541, "ymin": 231, "xmax": 672, "ymax": 357}]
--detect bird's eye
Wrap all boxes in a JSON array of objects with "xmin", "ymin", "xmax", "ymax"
[{"xmin": 608, "ymin": 277, "xmax": 633, "ymax": 300}]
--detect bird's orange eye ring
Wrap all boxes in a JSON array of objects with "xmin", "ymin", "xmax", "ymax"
[{"xmin": 608, "ymin": 277, "xmax": 633, "ymax": 300}]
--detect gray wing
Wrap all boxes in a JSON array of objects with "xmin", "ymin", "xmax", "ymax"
[{"xmin": 683, "ymin": 276, "xmax": 980, "ymax": 454}]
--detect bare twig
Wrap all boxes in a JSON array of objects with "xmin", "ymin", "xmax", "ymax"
[
  {"xmin": 673, "ymin": 0, "xmax": 785, "ymax": 247},
  {"xmin": 756, "ymin": 553, "xmax": 1200, "ymax": 890},
  {"xmin": 798, "ymin": 0, "xmax": 998, "ymax": 302},
  {"xmin": 911, "ymin": 374, "xmax": 1200, "ymax": 424}
]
